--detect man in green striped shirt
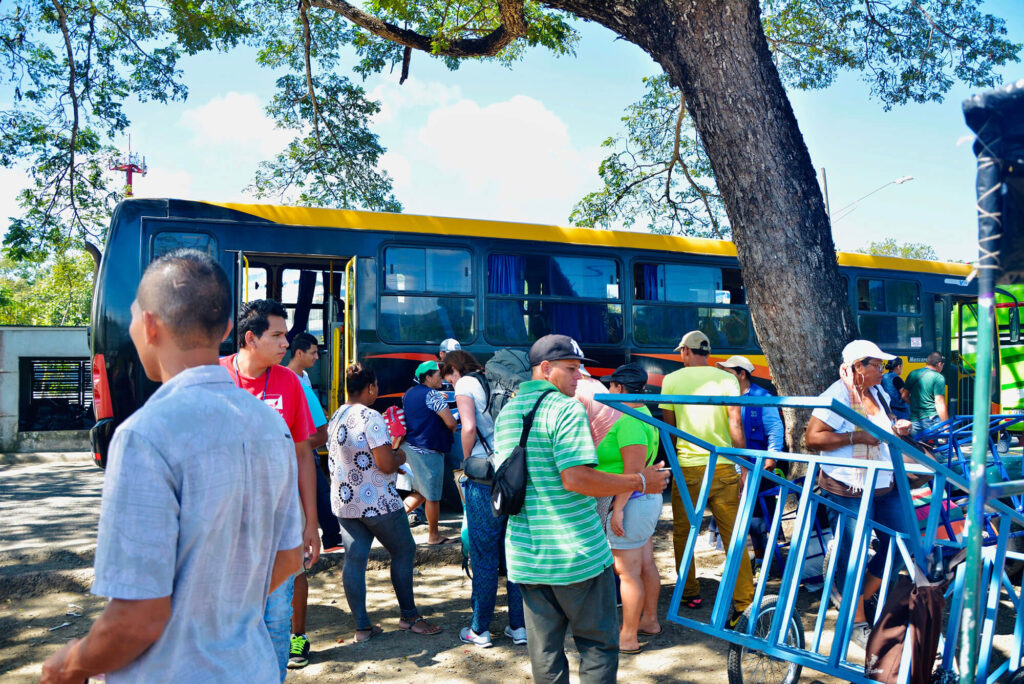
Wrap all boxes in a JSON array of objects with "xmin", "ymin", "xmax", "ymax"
[{"xmin": 492, "ymin": 335, "xmax": 669, "ymax": 682}]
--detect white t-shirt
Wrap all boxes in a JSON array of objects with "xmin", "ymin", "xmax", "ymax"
[
  {"xmin": 812, "ymin": 379, "xmax": 894, "ymax": 491},
  {"xmin": 455, "ymin": 375, "xmax": 495, "ymax": 459}
]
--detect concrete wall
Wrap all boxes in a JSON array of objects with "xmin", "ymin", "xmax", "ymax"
[{"xmin": 0, "ymin": 327, "xmax": 90, "ymax": 452}]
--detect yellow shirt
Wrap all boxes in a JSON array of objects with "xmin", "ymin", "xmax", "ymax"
[{"xmin": 659, "ymin": 366, "xmax": 740, "ymax": 467}]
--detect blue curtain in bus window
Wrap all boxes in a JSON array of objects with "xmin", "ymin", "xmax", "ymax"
[
  {"xmin": 287, "ymin": 270, "xmax": 318, "ymax": 343},
  {"xmin": 547, "ymin": 259, "xmax": 607, "ymax": 342},
  {"xmin": 642, "ymin": 264, "xmax": 661, "ymax": 301},
  {"xmin": 488, "ymin": 255, "xmax": 528, "ymax": 340}
]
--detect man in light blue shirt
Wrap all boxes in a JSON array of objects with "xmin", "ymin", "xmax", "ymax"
[{"xmin": 42, "ymin": 250, "xmax": 302, "ymax": 684}]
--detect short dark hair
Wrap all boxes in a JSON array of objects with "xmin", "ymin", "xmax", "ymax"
[
  {"xmin": 346, "ymin": 363, "xmax": 376, "ymax": 396},
  {"xmin": 291, "ymin": 332, "xmax": 318, "ymax": 354},
  {"xmin": 689, "ymin": 348, "xmax": 710, "ymax": 357},
  {"xmin": 927, "ymin": 352, "xmax": 945, "ymax": 366},
  {"xmin": 238, "ymin": 299, "xmax": 287, "ymax": 346},
  {"xmin": 885, "ymin": 358, "xmax": 902, "ymax": 372},
  {"xmin": 439, "ymin": 350, "xmax": 484, "ymax": 378},
  {"xmin": 136, "ymin": 249, "xmax": 231, "ymax": 349}
]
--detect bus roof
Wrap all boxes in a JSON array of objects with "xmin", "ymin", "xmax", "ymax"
[{"xmin": 206, "ymin": 201, "xmax": 972, "ymax": 277}]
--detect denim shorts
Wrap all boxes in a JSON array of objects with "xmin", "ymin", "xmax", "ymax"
[
  {"xmin": 606, "ymin": 493, "xmax": 663, "ymax": 550},
  {"xmin": 400, "ymin": 448, "xmax": 446, "ymax": 501}
]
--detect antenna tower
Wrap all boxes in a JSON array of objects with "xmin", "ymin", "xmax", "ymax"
[{"xmin": 109, "ymin": 136, "xmax": 147, "ymax": 197}]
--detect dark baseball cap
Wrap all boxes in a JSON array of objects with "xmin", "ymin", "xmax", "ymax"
[
  {"xmin": 602, "ymin": 363, "xmax": 648, "ymax": 389},
  {"xmin": 528, "ymin": 334, "xmax": 597, "ymax": 366}
]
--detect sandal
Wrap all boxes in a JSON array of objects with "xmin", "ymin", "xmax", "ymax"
[
  {"xmin": 682, "ymin": 595, "xmax": 703, "ymax": 609},
  {"xmin": 638, "ymin": 627, "xmax": 663, "ymax": 637},
  {"xmin": 399, "ymin": 615, "xmax": 442, "ymax": 635},
  {"xmin": 355, "ymin": 624, "xmax": 383, "ymax": 643}
]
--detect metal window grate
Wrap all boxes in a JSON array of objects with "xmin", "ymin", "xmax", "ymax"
[{"xmin": 18, "ymin": 358, "xmax": 95, "ymax": 432}]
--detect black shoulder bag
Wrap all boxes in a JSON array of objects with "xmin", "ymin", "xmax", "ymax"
[
  {"xmin": 491, "ymin": 390, "xmax": 555, "ymax": 517},
  {"xmin": 462, "ymin": 371, "xmax": 496, "ymax": 483}
]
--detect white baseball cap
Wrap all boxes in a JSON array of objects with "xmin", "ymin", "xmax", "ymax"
[
  {"xmin": 716, "ymin": 355, "xmax": 755, "ymax": 373},
  {"xmin": 841, "ymin": 340, "xmax": 896, "ymax": 365},
  {"xmin": 439, "ymin": 338, "xmax": 461, "ymax": 353}
]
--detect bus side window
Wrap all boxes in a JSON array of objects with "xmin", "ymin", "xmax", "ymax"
[
  {"xmin": 856, "ymin": 278, "xmax": 922, "ymax": 349},
  {"xmin": 485, "ymin": 253, "xmax": 623, "ymax": 346},
  {"xmin": 151, "ymin": 232, "xmax": 217, "ymax": 260},
  {"xmin": 632, "ymin": 261, "xmax": 750, "ymax": 349},
  {"xmin": 379, "ymin": 245, "xmax": 475, "ymax": 344}
]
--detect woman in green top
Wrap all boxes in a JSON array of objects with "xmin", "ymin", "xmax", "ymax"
[{"xmin": 596, "ymin": 363, "xmax": 663, "ymax": 654}]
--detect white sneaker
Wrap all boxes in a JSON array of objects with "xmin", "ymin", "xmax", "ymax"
[
  {"xmin": 459, "ymin": 627, "xmax": 492, "ymax": 648},
  {"xmin": 849, "ymin": 622, "xmax": 871, "ymax": 650},
  {"xmin": 504, "ymin": 625, "xmax": 528, "ymax": 645}
]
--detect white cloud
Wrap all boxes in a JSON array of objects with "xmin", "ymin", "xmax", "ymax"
[
  {"xmin": 379, "ymin": 151, "xmax": 413, "ymax": 192},
  {"xmin": 411, "ymin": 95, "xmax": 595, "ymax": 223},
  {"xmin": 129, "ymin": 167, "xmax": 196, "ymax": 200},
  {"xmin": 0, "ymin": 167, "xmax": 25, "ymax": 225},
  {"xmin": 179, "ymin": 92, "xmax": 292, "ymax": 157},
  {"xmin": 368, "ymin": 76, "xmax": 463, "ymax": 126}
]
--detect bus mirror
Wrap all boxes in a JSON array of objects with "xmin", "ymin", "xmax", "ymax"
[{"xmin": 1012, "ymin": 308, "xmax": 1021, "ymax": 344}]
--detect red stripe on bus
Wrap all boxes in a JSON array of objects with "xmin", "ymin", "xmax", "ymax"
[{"xmin": 366, "ymin": 353, "xmax": 438, "ymax": 361}]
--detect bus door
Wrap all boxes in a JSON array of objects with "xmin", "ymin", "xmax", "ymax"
[
  {"xmin": 232, "ymin": 251, "xmax": 349, "ymax": 415},
  {"xmin": 953, "ymin": 295, "xmax": 1005, "ymax": 417},
  {"xmin": 327, "ymin": 256, "xmax": 358, "ymax": 415}
]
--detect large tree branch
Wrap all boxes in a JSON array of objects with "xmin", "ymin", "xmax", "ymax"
[
  {"xmin": 666, "ymin": 90, "xmax": 722, "ymax": 238},
  {"xmin": 50, "ymin": 0, "xmax": 79, "ymax": 227},
  {"xmin": 309, "ymin": 0, "xmax": 527, "ymax": 58}
]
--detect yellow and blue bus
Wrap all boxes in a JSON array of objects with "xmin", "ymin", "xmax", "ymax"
[{"xmin": 89, "ymin": 198, "xmax": 981, "ymax": 467}]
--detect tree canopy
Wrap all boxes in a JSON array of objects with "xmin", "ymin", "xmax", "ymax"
[
  {"xmin": 858, "ymin": 238, "xmax": 939, "ymax": 261},
  {"xmin": 1, "ymin": 0, "xmax": 399, "ymax": 263}
]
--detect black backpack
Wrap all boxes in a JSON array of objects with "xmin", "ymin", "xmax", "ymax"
[{"xmin": 491, "ymin": 390, "xmax": 555, "ymax": 518}]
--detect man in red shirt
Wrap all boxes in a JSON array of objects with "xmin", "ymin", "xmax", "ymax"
[{"xmin": 222, "ymin": 299, "xmax": 319, "ymax": 680}]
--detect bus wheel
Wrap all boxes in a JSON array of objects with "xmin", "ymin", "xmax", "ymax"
[{"xmin": 726, "ymin": 595, "xmax": 804, "ymax": 684}]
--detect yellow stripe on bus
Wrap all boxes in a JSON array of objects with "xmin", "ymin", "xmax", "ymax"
[{"xmin": 203, "ymin": 202, "xmax": 971, "ymax": 276}]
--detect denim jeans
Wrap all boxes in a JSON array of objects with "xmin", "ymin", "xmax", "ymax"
[
  {"xmin": 264, "ymin": 575, "xmax": 295, "ymax": 682},
  {"xmin": 338, "ymin": 508, "xmax": 419, "ymax": 630},
  {"xmin": 463, "ymin": 479, "xmax": 524, "ymax": 634},
  {"xmin": 822, "ymin": 487, "xmax": 909, "ymax": 587},
  {"xmin": 911, "ymin": 414, "xmax": 942, "ymax": 438}
]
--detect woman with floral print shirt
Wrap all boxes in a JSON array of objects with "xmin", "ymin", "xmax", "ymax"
[{"xmin": 327, "ymin": 364, "xmax": 442, "ymax": 641}]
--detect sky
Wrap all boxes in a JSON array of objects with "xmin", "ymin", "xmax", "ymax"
[{"xmin": 3, "ymin": 1, "xmax": 1023, "ymax": 263}]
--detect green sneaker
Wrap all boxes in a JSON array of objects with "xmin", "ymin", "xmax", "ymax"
[{"xmin": 288, "ymin": 633, "xmax": 310, "ymax": 668}]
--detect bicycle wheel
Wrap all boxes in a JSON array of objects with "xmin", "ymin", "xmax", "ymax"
[{"xmin": 727, "ymin": 595, "xmax": 805, "ymax": 684}]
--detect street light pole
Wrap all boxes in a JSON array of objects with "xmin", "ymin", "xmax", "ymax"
[{"xmin": 831, "ymin": 175, "xmax": 914, "ymax": 223}]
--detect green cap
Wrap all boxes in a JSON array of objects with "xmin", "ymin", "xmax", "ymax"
[{"xmin": 415, "ymin": 360, "xmax": 439, "ymax": 378}]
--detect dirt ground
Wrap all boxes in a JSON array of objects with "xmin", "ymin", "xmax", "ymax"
[
  {"xmin": 1, "ymin": 462, "xmax": 1019, "ymax": 682},
  {"xmin": 0, "ymin": 505, "xmax": 847, "ymax": 684}
]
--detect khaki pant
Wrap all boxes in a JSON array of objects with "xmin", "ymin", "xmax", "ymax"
[{"xmin": 671, "ymin": 463, "xmax": 754, "ymax": 613}]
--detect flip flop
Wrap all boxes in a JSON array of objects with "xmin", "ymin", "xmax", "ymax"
[
  {"xmin": 355, "ymin": 625, "xmax": 383, "ymax": 643},
  {"xmin": 638, "ymin": 627, "xmax": 663, "ymax": 637},
  {"xmin": 619, "ymin": 643, "xmax": 646, "ymax": 655},
  {"xmin": 682, "ymin": 595, "xmax": 703, "ymax": 609},
  {"xmin": 427, "ymin": 536, "xmax": 457, "ymax": 546},
  {"xmin": 400, "ymin": 615, "xmax": 442, "ymax": 635}
]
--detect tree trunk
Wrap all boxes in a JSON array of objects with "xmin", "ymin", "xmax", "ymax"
[{"xmin": 545, "ymin": 0, "xmax": 856, "ymax": 449}]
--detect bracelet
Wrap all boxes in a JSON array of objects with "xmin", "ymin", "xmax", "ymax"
[
  {"xmin": 849, "ymin": 432, "xmax": 854, "ymax": 446},
  {"xmin": 636, "ymin": 471, "xmax": 647, "ymax": 493}
]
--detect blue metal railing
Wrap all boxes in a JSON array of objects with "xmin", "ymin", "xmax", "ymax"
[{"xmin": 594, "ymin": 392, "xmax": 1024, "ymax": 683}]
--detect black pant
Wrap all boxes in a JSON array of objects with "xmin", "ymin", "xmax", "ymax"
[
  {"xmin": 519, "ymin": 565, "xmax": 619, "ymax": 684},
  {"xmin": 315, "ymin": 456, "xmax": 341, "ymax": 548}
]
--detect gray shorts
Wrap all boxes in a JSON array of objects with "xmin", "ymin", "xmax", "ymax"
[
  {"xmin": 400, "ymin": 448, "xmax": 446, "ymax": 501},
  {"xmin": 606, "ymin": 493, "xmax": 662, "ymax": 550}
]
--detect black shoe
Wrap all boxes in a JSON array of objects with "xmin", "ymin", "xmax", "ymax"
[
  {"xmin": 726, "ymin": 608, "xmax": 744, "ymax": 630},
  {"xmin": 288, "ymin": 633, "xmax": 310, "ymax": 668}
]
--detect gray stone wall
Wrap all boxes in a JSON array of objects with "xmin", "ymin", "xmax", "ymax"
[{"xmin": 0, "ymin": 327, "xmax": 90, "ymax": 452}]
